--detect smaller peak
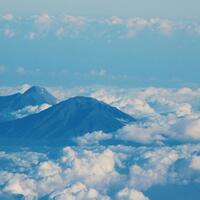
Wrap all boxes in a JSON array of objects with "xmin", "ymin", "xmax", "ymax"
[{"xmin": 21, "ymin": 85, "xmax": 57, "ymax": 105}]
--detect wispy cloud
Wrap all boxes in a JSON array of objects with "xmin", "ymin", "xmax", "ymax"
[
  {"xmin": 90, "ymin": 69, "xmax": 107, "ymax": 77},
  {"xmin": 2, "ymin": 13, "xmax": 14, "ymax": 21},
  {"xmin": 3, "ymin": 28, "xmax": 15, "ymax": 38},
  {"xmin": 16, "ymin": 67, "xmax": 26, "ymax": 75},
  {"xmin": 0, "ymin": 65, "xmax": 6, "ymax": 74}
]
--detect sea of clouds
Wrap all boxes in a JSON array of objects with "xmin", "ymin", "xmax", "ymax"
[
  {"xmin": 0, "ymin": 144, "xmax": 200, "ymax": 199},
  {"xmin": 1, "ymin": 85, "xmax": 200, "ymax": 199}
]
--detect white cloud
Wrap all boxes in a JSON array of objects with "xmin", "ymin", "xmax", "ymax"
[
  {"xmin": 129, "ymin": 148, "xmax": 179, "ymax": 190},
  {"xmin": 171, "ymin": 118, "xmax": 200, "ymax": 141},
  {"xmin": 27, "ymin": 32, "xmax": 36, "ymax": 40},
  {"xmin": 108, "ymin": 16, "xmax": 124, "ymax": 25},
  {"xmin": 132, "ymin": 99, "xmax": 155, "ymax": 115},
  {"xmin": 35, "ymin": 13, "xmax": 52, "ymax": 27},
  {"xmin": 177, "ymin": 87, "xmax": 194, "ymax": 95},
  {"xmin": 63, "ymin": 15, "xmax": 86, "ymax": 26},
  {"xmin": 0, "ymin": 14, "xmax": 199, "ymax": 39},
  {"xmin": 117, "ymin": 188, "xmax": 149, "ymax": 200},
  {"xmin": 0, "ymin": 65, "xmax": 6, "ymax": 74},
  {"xmin": 34, "ymin": 13, "xmax": 52, "ymax": 34},
  {"xmin": 107, "ymin": 17, "xmax": 173, "ymax": 36},
  {"xmin": 90, "ymin": 69, "xmax": 107, "ymax": 77},
  {"xmin": 60, "ymin": 147, "xmax": 121, "ymax": 191},
  {"xmin": 56, "ymin": 27, "xmax": 65, "ymax": 38},
  {"xmin": 2, "ymin": 13, "xmax": 14, "ymax": 21},
  {"xmin": 116, "ymin": 124, "xmax": 166, "ymax": 144},
  {"xmin": 2, "ymin": 85, "xmax": 200, "ymax": 199},
  {"xmin": 149, "ymin": 18, "xmax": 173, "ymax": 34},
  {"xmin": 75, "ymin": 131, "xmax": 113, "ymax": 145},
  {"xmin": 190, "ymin": 156, "xmax": 200, "ymax": 171},
  {"xmin": 19, "ymin": 84, "xmax": 31, "ymax": 93},
  {"xmin": 16, "ymin": 67, "xmax": 26, "ymax": 75},
  {"xmin": 196, "ymin": 27, "xmax": 200, "ymax": 35},
  {"xmin": 176, "ymin": 103, "xmax": 192, "ymax": 117},
  {"xmin": 12, "ymin": 104, "xmax": 51, "ymax": 119},
  {"xmin": 128, "ymin": 18, "xmax": 173, "ymax": 35},
  {"xmin": 1, "ymin": 144, "xmax": 200, "ymax": 199},
  {"xmin": 3, "ymin": 174, "xmax": 37, "ymax": 198},
  {"xmin": 38, "ymin": 161, "xmax": 61, "ymax": 177},
  {"xmin": 127, "ymin": 18, "xmax": 148, "ymax": 28},
  {"xmin": 3, "ymin": 28, "xmax": 15, "ymax": 38},
  {"xmin": 50, "ymin": 182, "xmax": 110, "ymax": 200}
]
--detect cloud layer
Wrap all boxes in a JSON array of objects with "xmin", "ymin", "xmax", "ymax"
[
  {"xmin": 1, "ymin": 144, "xmax": 200, "ymax": 199},
  {"xmin": 1, "ymin": 86, "xmax": 200, "ymax": 199},
  {"xmin": 0, "ymin": 14, "xmax": 200, "ymax": 40}
]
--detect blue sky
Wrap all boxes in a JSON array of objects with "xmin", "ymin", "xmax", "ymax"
[
  {"xmin": 0, "ymin": 1, "xmax": 200, "ymax": 87},
  {"xmin": 1, "ymin": 0, "xmax": 200, "ymax": 19}
]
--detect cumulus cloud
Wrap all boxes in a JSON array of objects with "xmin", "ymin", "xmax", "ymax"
[
  {"xmin": 176, "ymin": 103, "xmax": 192, "ymax": 117},
  {"xmin": 90, "ymin": 88, "xmax": 154, "ymax": 116},
  {"xmin": 75, "ymin": 131, "xmax": 113, "ymax": 145},
  {"xmin": 44, "ymin": 85, "xmax": 200, "ymax": 118},
  {"xmin": 3, "ymin": 174, "xmax": 37, "ymax": 198},
  {"xmin": 1, "ymin": 144, "xmax": 200, "ymax": 199},
  {"xmin": 60, "ymin": 147, "xmax": 119, "ymax": 188},
  {"xmin": 171, "ymin": 118, "xmax": 200, "ymax": 141},
  {"xmin": 117, "ymin": 188, "xmax": 149, "ymax": 200},
  {"xmin": 190, "ymin": 156, "xmax": 200, "ymax": 171},
  {"xmin": 116, "ymin": 124, "xmax": 166, "ymax": 144},
  {"xmin": 50, "ymin": 182, "xmax": 110, "ymax": 200},
  {"xmin": 1, "ymin": 86, "xmax": 200, "ymax": 200},
  {"xmin": 129, "ymin": 148, "xmax": 179, "ymax": 190},
  {"xmin": 38, "ymin": 161, "xmax": 61, "ymax": 177}
]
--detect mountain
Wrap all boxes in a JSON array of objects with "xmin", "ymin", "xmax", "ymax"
[
  {"xmin": 0, "ymin": 96, "xmax": 135, "ymax": 145},
  {"xmin": 13, "ymin": 86, "xmax": 57, "ymax": 109},
  {"xmin": 0, "ymin": 86, "xmax": 57, "ymax": 122}
]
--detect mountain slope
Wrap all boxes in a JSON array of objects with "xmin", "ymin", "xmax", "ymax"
[{"xmin": 0, "ymin": 96, "xmax": 135, "ymax": 144}]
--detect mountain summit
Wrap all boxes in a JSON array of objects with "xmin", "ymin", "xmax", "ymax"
[
  {"xmin": 15, "ymin": 86, "xmax": 57, "ymax": 109},
  {"xmin": 0, "ymin": 96, "xmax": 135, "ymax": 145}
]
